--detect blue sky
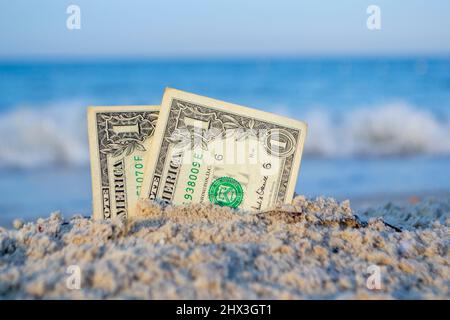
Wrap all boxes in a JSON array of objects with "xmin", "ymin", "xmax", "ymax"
[{"xmin": 0, "ymin": 0, "xmax": 449, "ymax": 58}]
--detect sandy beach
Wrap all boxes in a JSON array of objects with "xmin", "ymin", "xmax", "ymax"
[{"xmin": 0, "ymin": 196, "xmax": 448, "ymax": 299}]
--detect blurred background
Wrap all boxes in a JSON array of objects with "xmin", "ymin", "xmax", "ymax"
[{"xmin": 1, "ymin": 0, "xmax": 449, "ymax": 225}]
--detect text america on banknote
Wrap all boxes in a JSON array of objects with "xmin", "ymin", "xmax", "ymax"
[
  {"xmin": 137, "ymin": 88, "xmax": 307, "ymax": 215},
  {"xmin": 87, "ymin": 106, "xmax": 159, "ymax": 220}
]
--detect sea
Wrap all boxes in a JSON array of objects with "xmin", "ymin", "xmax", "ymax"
[{"xmin": 1, "ymin": 57, "xmax": 450, "ymax": 225}]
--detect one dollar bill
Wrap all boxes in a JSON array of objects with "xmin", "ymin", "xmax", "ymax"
[
  {"xmin": 87, "ymin": 106, "xmax": 159, "ymax": 220},
  {"xmin": 137, "ymin": 88, "xmax": 307, "ymax": 214}
]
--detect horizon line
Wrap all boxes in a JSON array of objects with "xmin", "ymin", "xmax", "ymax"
[{"xmin": 1, "ymin": 52, "xmax": 450, "ymax": 64}]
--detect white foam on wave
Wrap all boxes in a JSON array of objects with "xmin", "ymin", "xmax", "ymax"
[
  {"xmin": 0, "ymin": 102, "xmax": 88, "ymax": 168},
  {"xmin": 0, "ymin": 101, "xmax": 449, "ymax": 169},
  {"xmin": 305, "ymin": 102, "xmax": 450, "ymax": 157}
]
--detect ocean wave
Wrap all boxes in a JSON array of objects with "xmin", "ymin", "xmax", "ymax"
[
  {"xmin": 0, "ymin": 101, "xmax": 449, "ymax": 169},
  {"xmin": 305, "ymin": 103, "xmax": 450, "ymax": 157},
  {"xmin": 0, "ymin": 102, "xmax": 88, "ymax": 169}
]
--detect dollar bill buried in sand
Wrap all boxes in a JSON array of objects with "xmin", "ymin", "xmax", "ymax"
[
  {"xmin": 137, "ymin": 88, "xmax": 307, "ymax": 215},
  {"xmin": 87, "ymin": 106, "xmax": 159, "ymax": 220}
]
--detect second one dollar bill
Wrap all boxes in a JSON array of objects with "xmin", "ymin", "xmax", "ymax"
[
  {"xmin": 137, "ymin": 88, "xmax": 307, "ymax": 215},
  {"xmin": 87, "ymin": 105, "xmax": 159, "ymax": 220}
]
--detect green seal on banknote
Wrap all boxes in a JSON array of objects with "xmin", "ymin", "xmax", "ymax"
[{"xmin": 208, "ymin": 177, "xmax": 243, "ymax": 208}]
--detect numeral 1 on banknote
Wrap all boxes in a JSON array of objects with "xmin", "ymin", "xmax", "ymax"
[
  {"xmin": 138, "ymin": 88, "xmax": 307, "ymax": 214},
  {"xmin": 87, "ymin": 106, "xmax": 159, "ymax": 220}
]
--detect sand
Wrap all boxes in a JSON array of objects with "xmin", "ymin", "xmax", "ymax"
[{"xmin": 0, "ymin": 196, "xmax": 448, "ymax": 299}]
